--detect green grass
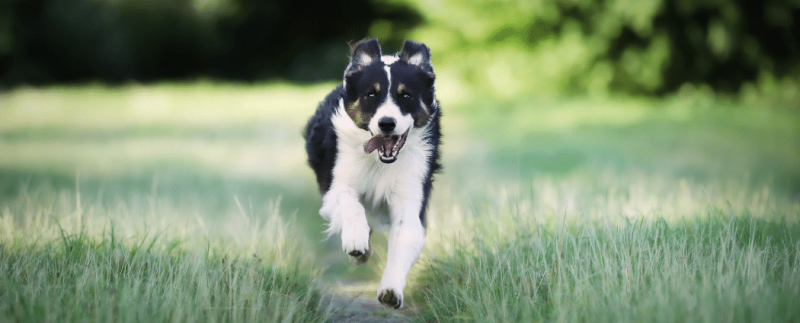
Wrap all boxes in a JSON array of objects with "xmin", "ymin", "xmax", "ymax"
[
  {"xmin": 1, "ymin": 233, "xmax": 320, "ymax": 322},
  {"xmin": 408, "ymin": 93, "xmax": 800, "ymax": 322},
  {"xmin": 0, "ymin": 184, "xmax": 326, "ymax": 322},
  {"xmin": 0, "ymin": 83, "xmax": 333, "ymax": 322},
  {"xmin": 417, "ymin": 217, "xmax": 800, "ymax": 322},
  {"xmin": 1, "ymin": 83, "xmax": 799, "ymax": 322},
  {"xmin": 411, "ymin": 181, "xmax": 800, "ymax": 322}
]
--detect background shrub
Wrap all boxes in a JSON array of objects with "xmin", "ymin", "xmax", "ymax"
[{"xmin": 1, "ymin": 0, "xmax": 798, "ymax": 98}]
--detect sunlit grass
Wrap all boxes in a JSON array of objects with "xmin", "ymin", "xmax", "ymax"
[
  {"xmin": 0, "ymin": 83, "xmax": 324, "ymax": 204},
  {"xmin": 0, "ymin": 83, "xmax": 343, "ymax": 322},
  {"xmin": 1, "ymin": 83, "xmax": 799, "ymax": 322},
  {"xmin": 0, "ymin": 82, "xmax": 334, "ymax": 130},
  {"xmin": 409, "ymin": 91, "xmax": 800, "ymax": 321}
]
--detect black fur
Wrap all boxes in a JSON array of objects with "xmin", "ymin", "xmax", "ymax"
[
  {"xmin": 418, "ymin": 103, "xmax": 441, "ymax": 226},
  {"xmin": 303, "ymin": 86, "xmax": 342, "ymax": 194}
]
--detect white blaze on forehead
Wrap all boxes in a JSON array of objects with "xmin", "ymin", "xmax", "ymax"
[
  {"xmin": 384, "ymin": 65, "xmax": 392, "ymax": 89},
  {"xmin": 369, "ymin": 65, "xmax": 413, "ymax": 136},
  {"xmin": 367, "ymin": 62, "xmax": 414, "ymax": 134},
  {"xmin": 381, "ymin": 55, "xmax": 399, "ymax": 65}
]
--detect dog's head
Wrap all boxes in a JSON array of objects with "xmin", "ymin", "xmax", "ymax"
[{"xmin": 342, "ymin": 39, "xmax": 436, "ymax": 164}]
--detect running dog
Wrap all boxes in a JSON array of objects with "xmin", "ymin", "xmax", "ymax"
[{"xmin": 303, "ymin": 38, "xmax": 441, "ymax": 309}]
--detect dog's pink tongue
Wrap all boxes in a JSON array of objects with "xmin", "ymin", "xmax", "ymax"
[{"xmin": 364, "ymin": 136, "xmax": 383, "ymax": 153}]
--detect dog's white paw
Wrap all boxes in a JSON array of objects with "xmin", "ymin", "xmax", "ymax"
[
  {"xmin": 340, "ymin": 219, "xmax": 371, "ymax": 264},
  {"xmin": 377, "ymin": 286, "xmax": 404, "ymax": 309}
]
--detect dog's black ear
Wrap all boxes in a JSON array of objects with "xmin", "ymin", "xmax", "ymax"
[
  {"xmin": 399, "ymin": 40, "xmax": 431, "ymax": 67},
  {"xmin": 399, "ymin": 40, "xmax": 435, "ymax": 86},
  {"xmin": 346, "ymin": 39, "xmax": 382, "ymax": 76}
]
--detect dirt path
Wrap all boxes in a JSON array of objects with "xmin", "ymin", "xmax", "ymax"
[
  {"xmin": 320, "ymin": 282, "xmax": 417, "ymax": 322},
  {"xmin": 317, "ymin": 233, "xmax": 418, "ymax": 322}
]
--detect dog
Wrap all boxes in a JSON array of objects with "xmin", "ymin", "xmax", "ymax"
[{"xmin": 303, "ymin": 38, "xmax": 441, "ymax": 309}]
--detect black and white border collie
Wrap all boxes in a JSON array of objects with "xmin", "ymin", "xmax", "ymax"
[{"xmin": 304, "ymin": 39, "xmax": 441, "ymax": 309}]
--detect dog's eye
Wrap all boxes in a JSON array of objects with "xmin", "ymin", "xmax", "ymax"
[
  {"xmin": 367, "ymin": 92, "xmax": 377, "ymax": 99},
  {"xmin": 401, "ymin": 92, "xmax": 411, "ymax": 99}
]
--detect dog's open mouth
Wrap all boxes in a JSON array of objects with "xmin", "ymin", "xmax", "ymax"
[{"xmin": 363, "ymin": 129, "xmax": 409, "ymax": 163}]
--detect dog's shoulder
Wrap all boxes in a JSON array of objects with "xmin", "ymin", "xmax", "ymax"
[
  {"xmin": 304, "ymin": 85, "xmax": 345, "ymax": 193},
  {"xmin": 303, "ymin": 85, "xmax": 344, "ymax": 139}
]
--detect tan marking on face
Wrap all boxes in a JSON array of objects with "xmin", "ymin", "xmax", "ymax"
[
  {"xmin": 346, "ymin": 99, "xmax": 370, "ymax": 129},
  {"xmin": 415, "ymin": 100, "xmax": 431, "ymax": 128},
  {"xmin": 374, "ymin": 83, "xmax": 380, "ymax": 92},
  {"xmin": 397, "ymin": 83, "xmax": 406, "ymax": 95}
]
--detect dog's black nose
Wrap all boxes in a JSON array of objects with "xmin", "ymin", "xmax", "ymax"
[{"xmin": 378, "ymin": 117, "xmax": 396, "ymax": 132}]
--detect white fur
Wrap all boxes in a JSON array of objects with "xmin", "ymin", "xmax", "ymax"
[
  {"xmin": 381, "ymin": 55, "xmax": 399, "ymax": 65},
  {"xmin": 358, "ymin": 52, "xmax": 374, "ymax": 65},
  {"xmin": 321, "ymin": 98, "xmax": 434, "ymax": 308},
  {"xmin": 407, "ymin": 53, "xmax": 424, "ymax": 65},
  {"xmin": 319, "ymin": 186, "xmax": 370, "ymax": 255}
]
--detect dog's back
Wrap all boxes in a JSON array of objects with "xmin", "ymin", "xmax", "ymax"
[{"xmin": 304, "ymin": 86, "xmax": 345, "ymax": 194}]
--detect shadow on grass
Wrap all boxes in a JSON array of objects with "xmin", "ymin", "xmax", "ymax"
[
  {"xmin": 0, "ymin": 167, "xmax": 384, "ymax": 282},
  {"xmin": 0, "ymin": 167, "xmax": 325, "ymax": 231},
  {"xmin": 0, "ymin": 122, "xmax": 301, "ymax": 142},
  {"xmin": 480, "ymin": 117, "xmax": 800, "ymax": 198}
]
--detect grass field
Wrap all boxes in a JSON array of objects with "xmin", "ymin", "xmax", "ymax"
[{"xmin": 1, "ymin": 83, "xmax": 799, "ymax": 322}]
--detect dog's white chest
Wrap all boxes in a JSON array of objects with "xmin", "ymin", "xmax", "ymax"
[
  {"xmin": 328, "ymin": 105, "xmax": 433, "ymax": 231},
  {"xmin": 361, "ymin": 196, "xmax": 392, "ymax": 231}
]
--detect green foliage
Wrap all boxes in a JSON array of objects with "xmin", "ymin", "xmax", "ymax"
[
  {"xmin": 3, "ymin": 0, "xmax": 799, "ymax": 98},
  {"xmin": 405, "ymin": 0, "xmax": 800, "ymax": 97}
]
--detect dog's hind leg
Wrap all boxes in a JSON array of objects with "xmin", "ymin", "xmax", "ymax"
[
  {"xmin": 319, "ymin": 186, "xmax": 372, "ymax": 264},
  {"xmin": 377, "ymin": 197, "xmax": 426, "ymax": 309}
]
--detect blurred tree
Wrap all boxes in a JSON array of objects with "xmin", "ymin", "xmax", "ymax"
[
  {"xmin": 657, "ymin": 0, "xmax": 800, "ymax": 93},
  {"xmin": 0, "ymin": 0, "xmax": 421, "ymax": 86},
  {"xmin": 1, "ymin": 0, "xmax": 798, "ymax": 98},
  {"xmin": 406, "ymin": 0, "xmax": 800, "ymax": 97}
]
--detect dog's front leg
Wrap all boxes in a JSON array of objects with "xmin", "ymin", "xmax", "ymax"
[
  {"xmin": 319, "ymin": 186, "xmax": 371, "ymax": 264},
  {"xmin": 377, "ymin": 196, "xmax": 426, "ymax": 309}
]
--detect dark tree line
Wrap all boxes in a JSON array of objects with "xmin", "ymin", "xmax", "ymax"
[
  {"xmin": 1, "ymin": 0, "xmax": 798, "ymax": 95},
  {"xmin": 650, "ymin": 0, "xmax": 800, "ymax": 93},
  {"xmin": 0, "ymin": 0, "xmax": 421, "ymax": 86}
]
